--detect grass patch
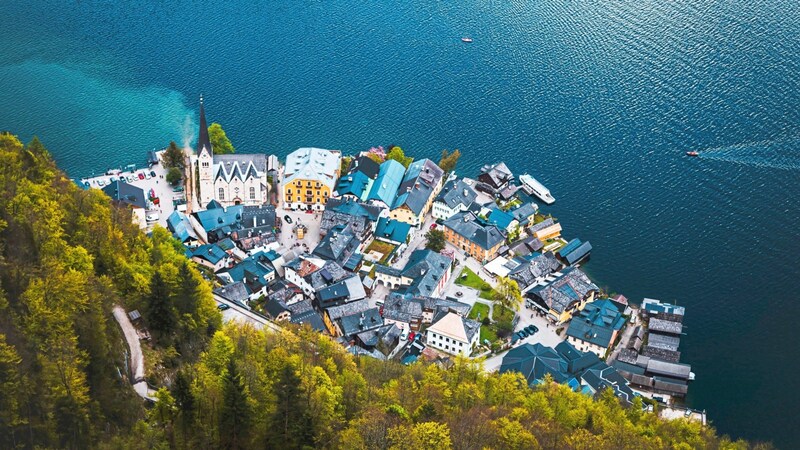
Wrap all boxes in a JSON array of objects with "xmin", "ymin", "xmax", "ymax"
[
  {"xmin": 366, "ymin": 240, "xmax": 397, "ymax": 264},
  {"xmin": 493, "ymin": 304, "xmax": 516, "ymax": 322},
  {"xmin": 480, "ymin": 326, "xmax": 498, "ymax": 344},
  {"xmin": 468, "ymin": 303, "xmax": 490, "ymax": 321},
  {"xmin": 455, "ymin": 267, "xmax": 496, "ymax": 300}
]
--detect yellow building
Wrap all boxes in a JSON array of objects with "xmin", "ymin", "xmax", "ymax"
[{"xmin": 282, "ymin": 148, "xmax": 341, "ymax": 211}]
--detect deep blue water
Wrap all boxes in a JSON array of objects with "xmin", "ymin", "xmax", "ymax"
[{"xmin": 2, "ymin": 1, "xmax": 799, "ymax": 445}]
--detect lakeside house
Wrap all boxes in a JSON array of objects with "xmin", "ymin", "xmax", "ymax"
[
  {"xmin": 565, "ymin": 298, "xmax": 627, "ymax": 357},
  {"xmin": 476, "ymin": 162, "xmax": 516, "ymax": 200},
  {"xmin": 432, "ymin": 177, "xmax": 480, "ymax": 221},
  {"xmin": 282, "ymin": 147, "xmax": 342, "ymax": 211},
  {"xmin": 366, "ymin": 159, "xmax": 406, "ymax": 209},
  {"xmin": 557, "ymin": 238, "xmax": 593, "ymax": 266},
  {"xmin": 500, "ymin": 341, "xmax": 636, "ymax": 405},
  {"xmin": 441, "ymin": 211, "xmax": 505, "ymax": 263},
  {"xmin": 335, "ymin": 155, "xmax": 380, "ymax": 201},
  {"xmin": 389, "ymin": 158, "xmax": 445, "ymax": 226},
  {"xmin": 102, "ymin": 180, "xmax": 148, "ymax": 229},
  {"xmin": 526, "ymin": 266, "xmax": 599, "ymax": 324}
]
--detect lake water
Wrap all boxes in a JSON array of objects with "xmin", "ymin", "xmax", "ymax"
[{"xmin": 2, "ymin": 1, "xmax": 798, "ymax": 446}]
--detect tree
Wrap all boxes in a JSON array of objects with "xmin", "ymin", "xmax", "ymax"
[
  {"xmin": 146, "ymin": 271, "xmax": 177, "ymax": 344},
  {"xmin": 438, "ymin": 149, "xmax": 461, "ymax": 173},
  {"xmin": 163, "ymin": 141, "xmax": 185, "ymax": 169},
  {"xmin": 166, "ymin": 167, "xmax": 183, "ymax": 186},
  {"xmin": 172, "ymin": 370, "xmax": 195, "ymax": 432},
  {"xmin": 424, "ymin": 229, "xmax": 446, "ymax": 252},
  {"xmin": 268, "ymin": 365, "xmax": 314, "ymax": 449},
  {"xmin": 220, "ymin": 360, "xmax": 251, "ymax": 450},
  {"xmin": 386, "ymin": 146, "xmax": 412, "ymax": 168},
  {"xmin": 494, "ymin": 276, "xmax": 523, "ymax": 312},
  {"xmin": 208, "ymin": 123, "xmax": 235, "ymax": 154}
]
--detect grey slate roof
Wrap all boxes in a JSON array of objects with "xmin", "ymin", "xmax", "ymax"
[
  {"xmin": 306, "ymin": 261, "xmax": 349, "ymax": 291},
  {"xmin": 213, "ymin": 282, "xmax": 249, "ymax": 306},
  {"xmin": 102, "ymin": 181, "xmax": 147, "ymax": 209},
  {"xmin": 509, "ymin": 252, "xmax": 561, "ymax": 289},
  {"xmin": 528, "ymin": 267, "xmax": 599, "ymax": 314},
  {"xmin": 510, "ymin": 202, "xmax": 538, "ymax": 225},
  {"xmin": 443, "ymin": 211, "xmax": 505, "ymax": 251},
  {"xmin": 435, "ymin": 178, "xmax": 478, "ymax": 210},
  {"xmin": 500, "ymin": 343, "xmax": 571, "ymax": 384},
  {"xmin": 320, "ymin": 198, "xmax": 381, "ymax": 237},
  {"xmin": 528, "ymin": 218, "xmax": 555, "ymax": 234},
  {"xmin": 348, "ymin": 155, "xmax": 380, "ymax": 179},
  {"xmin": 391, "ymin": 159, "xmax": 444, "ymax": 215},
  {"xmin": 325, "ymin": 299, "xmax": 372, "ymax": 321},
  {"xmin": 312, "ymin": 224, "xmax": 360, "ymax": 264},
  {"xmin": 401, "ymin": 249, "xmax": 452, "ymax": 297},
  {"xmin": 647, "ymin": 333, "xmax": 681, "ymax": 352},
  {"xmin": 382, "ymin": 296, "xmax": 424, "ymax": 324},
  {"xmin": 477, "ymin": 162, "xmax": 514, "ymax": 191},
  {"xmin": 263, "ymin": 298, "xmax": 290, "ymax": 319},
  {"xmin": 641, "ymin": 346, "xmax": 682, "ymax": 363},
  {"xmin": 648, "ymin": 318, "xmax": 683, "ymax": 336},
  {"xmin": 340, "ymin": 308, "xmax": 384, "ymax": 337}
]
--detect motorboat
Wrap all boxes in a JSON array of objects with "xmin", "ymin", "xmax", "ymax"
[
  {"xmin": 686, "ymin": 151, "xmax": 699, "ymax": 157},
  {"xmin": 461, "ymin": 37, "xmax": 473, "ymax": 43}
]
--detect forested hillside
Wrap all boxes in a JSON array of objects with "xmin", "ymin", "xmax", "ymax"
[{"xmin": 0, "ymin": 133, "xmax": 766, "ymax": 449}]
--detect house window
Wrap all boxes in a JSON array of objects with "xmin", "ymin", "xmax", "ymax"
[
  {"xmin": 288, "ymin": 189, "xmax": 292, "ymax": 194},
  {"xmin": 218, "ymin": 188, "xmax": 224, "ymax": 200},
  {"xmin": 202, "ymin": 162, "xmax": 209, "ymax": 168},
  {"xmin": 249, "ymin": 186, "xmax": 256, "ymax": 200},
  {"xmin": 306, "ymin": 190, "xmax": 312, "ymax": 196}
]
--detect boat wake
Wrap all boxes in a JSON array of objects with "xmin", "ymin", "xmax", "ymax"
[{"xmin": 696, "ymin": 137, "xmax": 800, "ymax": 171}]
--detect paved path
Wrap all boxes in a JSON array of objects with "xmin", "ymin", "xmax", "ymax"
[
  {"xmin": 213, "ymin": 294, "xmax": 283, "ymax": 333},
  {"xmin": 112, "ymin": 306, "xmax": 156, "ymax": 402}
]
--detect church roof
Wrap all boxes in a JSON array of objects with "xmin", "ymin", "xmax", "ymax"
[{"xmin": 197, "ymin": 96, "xmax": 212, "ymax": 158}]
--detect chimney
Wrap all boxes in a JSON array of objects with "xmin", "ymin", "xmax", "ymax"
[{"xmin": 463, "ymin": 189, "xmax": 468, "ymax": 197}]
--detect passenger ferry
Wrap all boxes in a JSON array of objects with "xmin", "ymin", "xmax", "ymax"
[{"xmin": 519, "ymin": 173, "xmax": 555, "ymax": 204}]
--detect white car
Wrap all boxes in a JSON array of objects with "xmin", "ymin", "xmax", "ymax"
[
  {"xmin": 145, "ymin": 172, "xmax": 152, "ymax": 180},
  {"xmin": 97, "ymin": 179, "xmax": 106, "ymax": 186},
  {"xmin": 146, "ymin": 213, "xmax": 160, "ymax": 222},
  {"xmin": 400, "ymin": 328, "xmax": 409, "ymax": 341}
]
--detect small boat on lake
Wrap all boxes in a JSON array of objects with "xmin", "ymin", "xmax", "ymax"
[
  {"xmin": 686, "ymin": 151, "xmax": 699, "ymax": 157},
  {"xmin": 461, "ymin": 37, "xmax": 473, "ymax": 43}
]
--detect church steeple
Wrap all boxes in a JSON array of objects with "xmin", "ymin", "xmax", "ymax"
[{"xmin": 197, "ymin": 95, "xmax": 212, "ymax": 157}]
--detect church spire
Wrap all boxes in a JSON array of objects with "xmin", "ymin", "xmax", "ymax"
[{"xmin": 197, "ymin": 94, "xmax": 212, "ymax": 157}]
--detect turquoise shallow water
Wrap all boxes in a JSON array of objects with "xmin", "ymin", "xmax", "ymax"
[{"xmin": 2, "ymin": 1, "xmax": 799, "ymax": 445}]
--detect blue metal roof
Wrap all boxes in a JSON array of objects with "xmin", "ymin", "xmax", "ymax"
[
  {"xmin": 374, "ymin": 217, "xmax": 411, "ymax": 244},
  {"xmin": 487, "ymin": 209, "xmax": 516, "ymax": 229},
  {"xmin": 367, "ymin": 160, "xmax": 405, "ymax": 205},
  {"xmin": 194, "ymin": 204, "xmax": 244, "ymax": 232},
  {"xmin": 558, "ymin": 238, "xmax": 583, "ymax": 257}
]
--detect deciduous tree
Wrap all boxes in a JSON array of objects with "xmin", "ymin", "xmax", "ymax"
[
  {"xmin": 424, "ymin": 229, "xmax": 446, "ymax": 252},
  {"xmin": 208, "ymin": 123, "xmax": 235, "ymax": 154}
]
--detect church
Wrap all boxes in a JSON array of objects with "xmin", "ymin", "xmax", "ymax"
[{"xmin": 195, "ymin": 97, "xmax": 274, "ymax": 207}]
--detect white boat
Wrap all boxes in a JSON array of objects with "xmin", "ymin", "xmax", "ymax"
[
  {"xmin": 461, "ymin": 37, "xmax": 473, "ymax": 43},
  {"xmin": 519, "ymin": 173, "xmax": 555, "ymax": 204}
]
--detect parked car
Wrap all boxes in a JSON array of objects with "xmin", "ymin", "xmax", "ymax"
[
  {"xmin": 525, "ymin": 325, "xmax": 538, "ymax": 335},
  {"xmin": 145, "ymin": 172, "xmax": 152, "ymax": 180},
  {"xmin": 150, "ymin": 170, "xmax": 157, "ymax": 177},
  {"xmin": 430, "ymin": 223, "xmax": 437, "ymax": 229},
  {"xmin": 400, "ymin": 328, "xmax": 409, "ymax": 341},
  {"xmin": 138, "ymin": 173, "xmax": 145, "ymax": 180},
  {"xmin": 518, "ymin": 329, "xmax": 530, "ymax": 337},
  {"xmin": 146, "ymin": 213, "xmax": 160, "ymax": 222},
  {"xmin": 217, "ymin": 304, "xmax": 230, "ymax": 311},
  {"xmin": 511, "ymin": 334, "xmax": 520, "ymax": 345},
  {"xmin": 284, "ymin": 215, "xmax": 293, "ymax": 224},
  {"xmin": 408, "ymin": 331, "xmax": 416, "ymax": 342},
  {"xmin": 98, "ymin": 179, "xmax": 106, "ymax": 186}
]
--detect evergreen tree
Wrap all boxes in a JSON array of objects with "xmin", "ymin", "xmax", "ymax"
[
  {"xmin": 172, "ymin": 370, "xmax": 195, "ymax": 432},
  {"xmin": 163, "ymin": 141, "xmax": 185, "ymax": 169},
  {"xmin": 146, "ymin": 271, "xmax": 177, "ymax": 343},
  {"xmin": 268, "ymin": 365, "xmax": 314, "ymax": 449},
  {"xmin": 424, "ymin": 229, "xmax": 446, "ymax": 252},
  {"xmin": 220, "ymin": 360, "xmax": 251, "ymax": 449},
  {"xmin": 174, "ymin": 262, "xmax": 199, "ymax": 317},
  {"xmin": 166, "ymin": 167, "xmax": 183, "ymax": 186}
]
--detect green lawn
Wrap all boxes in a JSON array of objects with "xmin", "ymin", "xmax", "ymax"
[
  {"xmin": 455, "ymin": 267, "xmax": 496, "ymax": 300},
  {"xmin": 479, "ymin": 326, "xmax": 498, "ymax": 344},
  {"xmin": 468, "ymin": 303, "xmax": 490, "ymax": 321},
  {"xmin": 493, "ymin": 304, "xmax": 515, "ymax": 322}
]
